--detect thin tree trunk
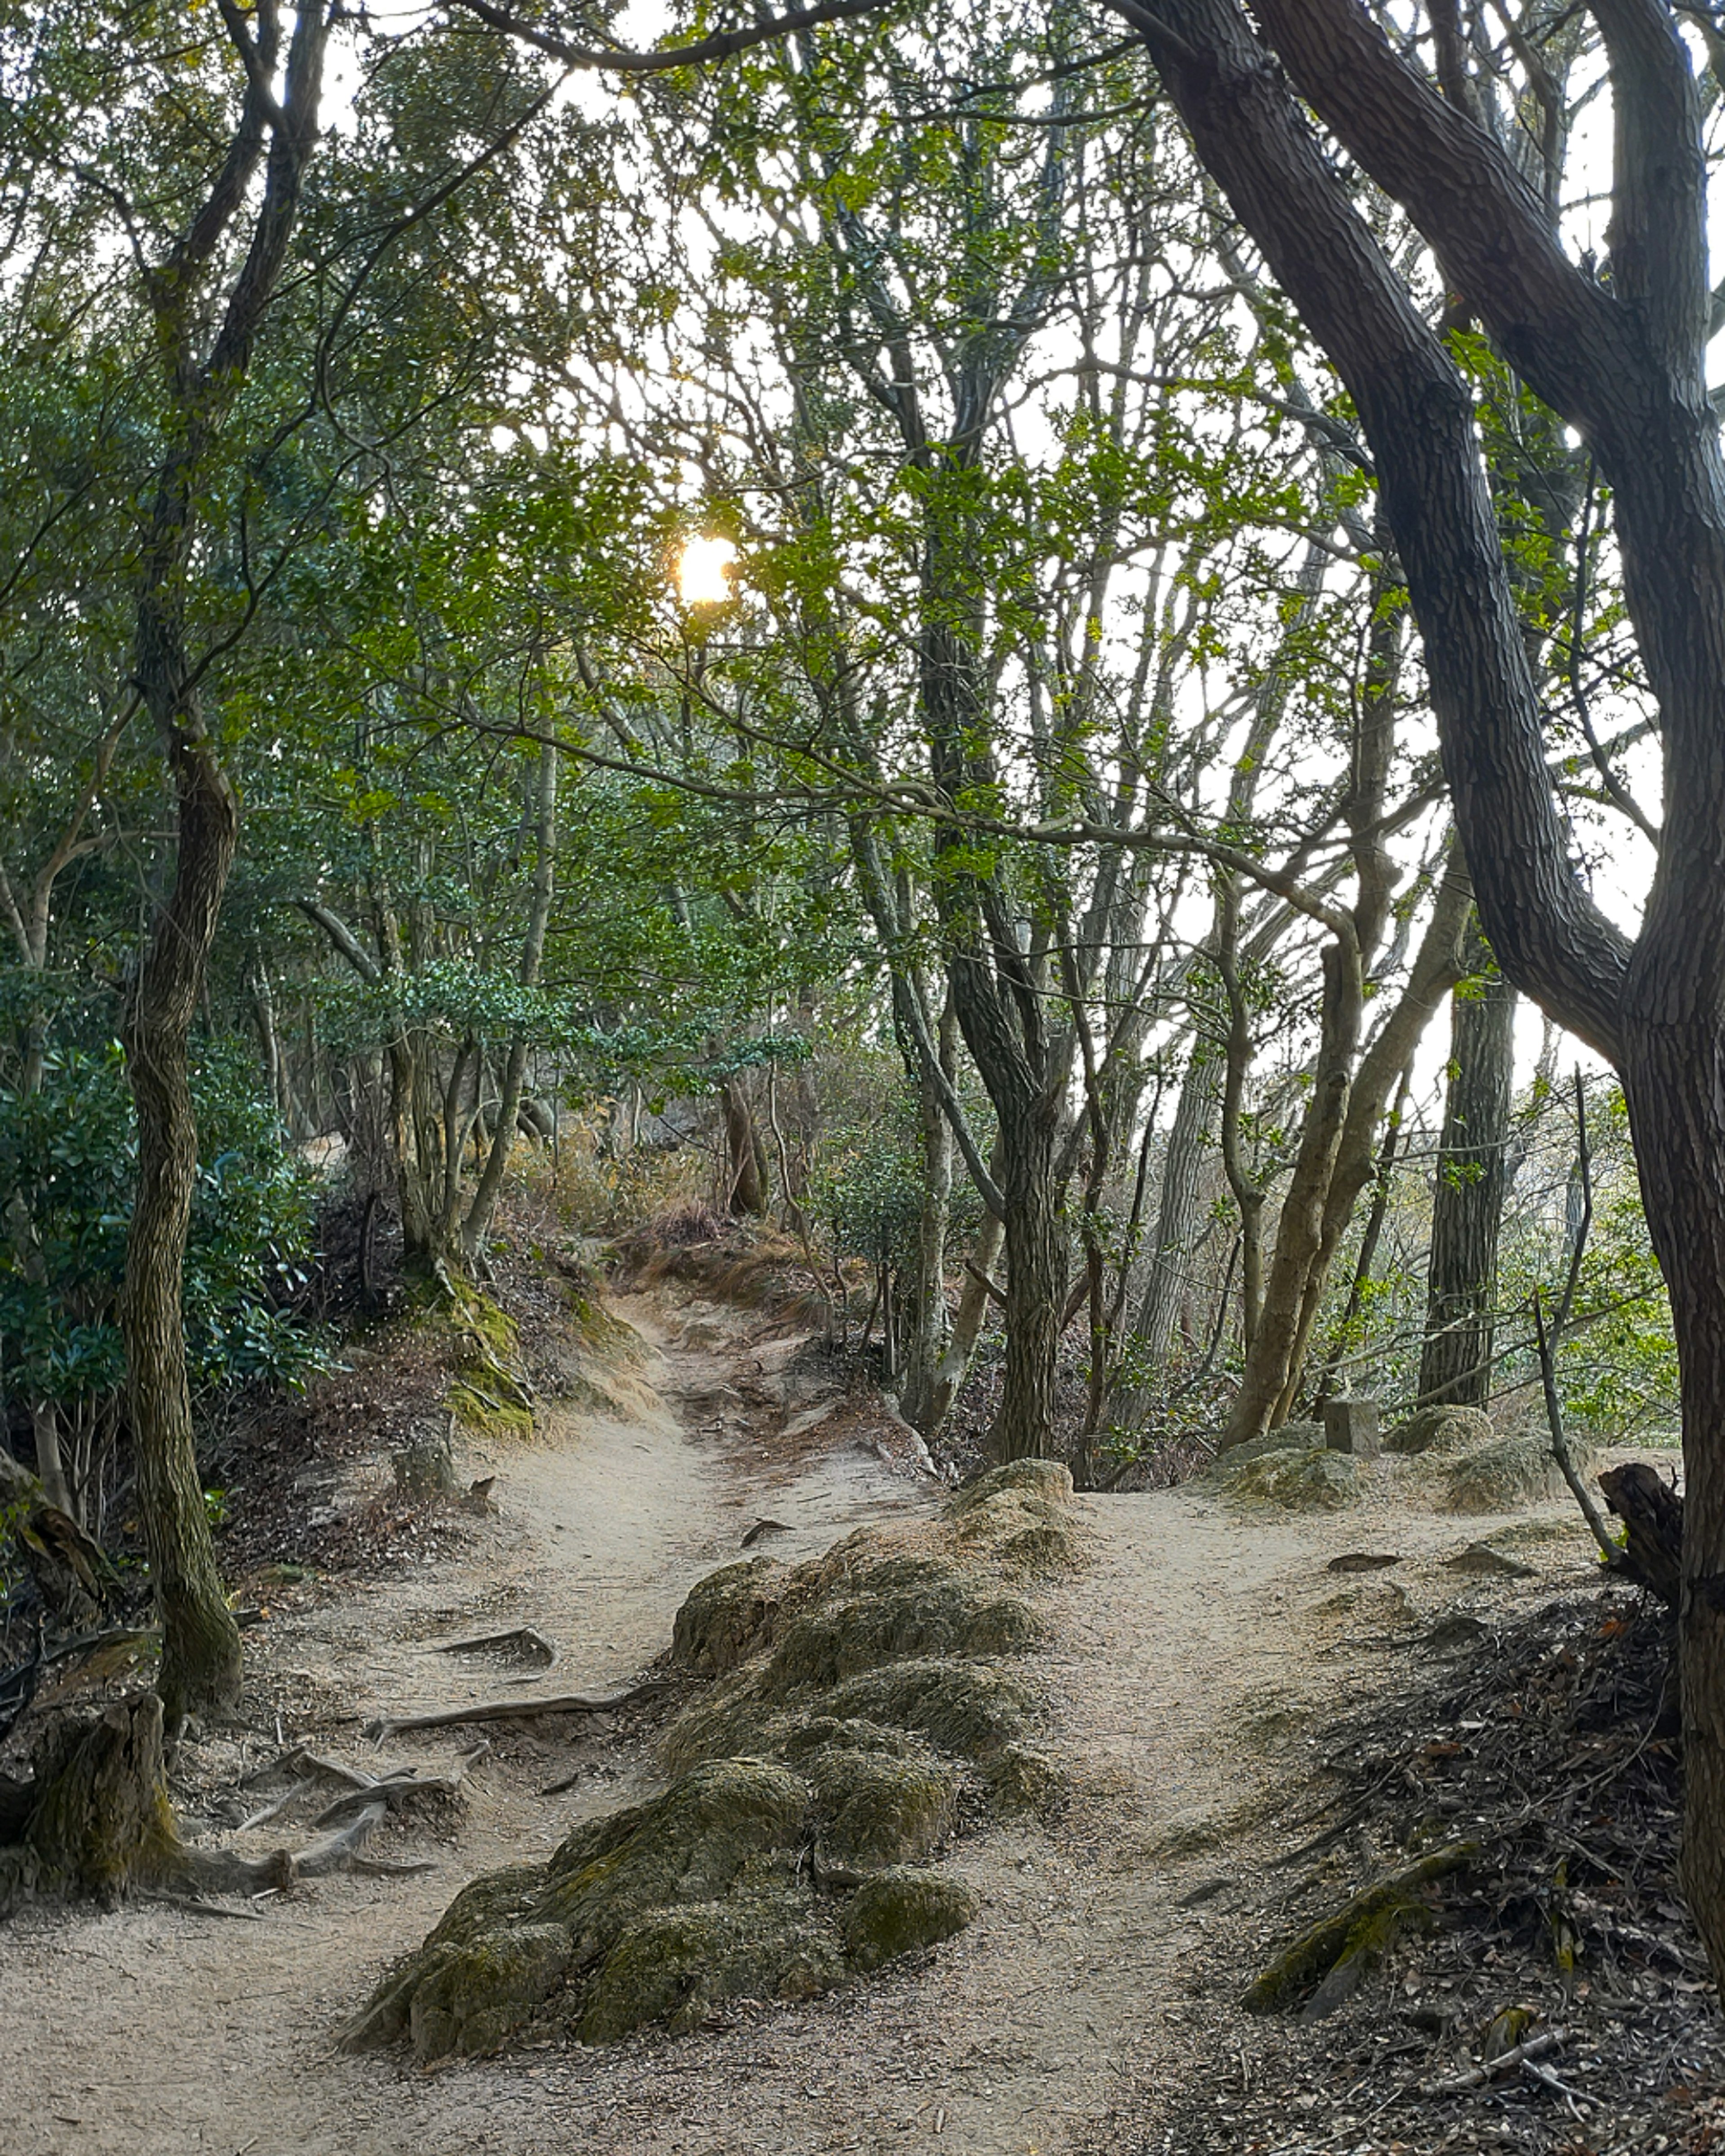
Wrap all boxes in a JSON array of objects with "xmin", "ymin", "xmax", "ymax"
[
  {"xmin": 909, "ymin": 1211, "xmax": 1004, "ymax": 1439},
  {"xmin": 1222, "ymin": 938, "xmax": 1363, "ymax": 1449},
  {"xmin": 1106, "ymin": 1043, "xmax": 1219, "ymax": 1436},
  {"xmin": 1419, "ymin": 925, "xmax": 1517, "ymax": 1408},
  {"xmin": 464, "ymin": 742, "xmax": 557, "ymax": 1263},
  {"xmin": 897, "ymin": 1002, "xmax": 957, "ymax": 1432},
  {"xmin": 121, "ymin": 718, "xmax": 243, "ymax": 1723},
  {"xmin": 721, "ymin": 1079, "xmax": 769, "ymax": 1217}
]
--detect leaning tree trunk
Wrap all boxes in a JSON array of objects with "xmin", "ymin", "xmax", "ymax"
[
  {"xmin": 1419, "ymin": 925, "xmax": 1517, "ymax": 1409},
  {"xmin": 1221, "ymin": 939, "xmax": 1362, "ymax": 1450},
  {"xmin": 121, "ymin": 709, "xmax": 243, "ymax": 1723}
]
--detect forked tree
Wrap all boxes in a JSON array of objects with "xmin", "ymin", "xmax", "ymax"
[{"xmin": 1113, "ymin": 0, "xmax": 1725, "ymax": 1972}]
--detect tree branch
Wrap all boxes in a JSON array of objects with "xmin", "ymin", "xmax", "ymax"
[{"xmin": 444, "ymin": 0, "xmax": 893, "ymax": 75}]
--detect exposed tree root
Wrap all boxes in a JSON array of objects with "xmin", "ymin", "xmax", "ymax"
[
  {"xmin": 431, "ymin": 1628, "xmax": 557, "ymax": 1667},
  {"xmin": 362, "ymin": 1679, "xmax": 673, "ymax": 1745},
  {"xmin": 0, "ymin": 1689, "xmax": 448, "ymax": 1918},
  {"xmin": 1242, "ymin": 1841, "xmax": 1480, "ymax": 2015}
]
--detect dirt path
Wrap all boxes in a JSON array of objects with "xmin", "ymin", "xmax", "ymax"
[{"xmin": 0, "ymin": 1291, "xmax": 1624, "ymax": 2156}]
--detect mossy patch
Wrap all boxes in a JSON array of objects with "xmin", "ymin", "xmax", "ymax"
[
  {"xmin": 843, "ymin": 1867, "xmax": 979, "ymax": 1971},
  {"xmin": 1219, "ymin": 1447, "xmax": 1359, "ymax": 1512},
  {"xmin": 1243, "ymin": 1842, "xmax": 1477, "ymax": 2015},
  {"xmin": 672, "ymin": 1557, "xmax": 788, "ymax": 1677},
  {"xmin": 949, "ymin": 1458, "xmax": 1087, "ymax": 1573},
  {"xmin": 348, "ymin": 1459, "xmax": 1074, "ymax": 2062},
  {"xmin": 1443, "ymin": 1435, "xmax": 1593, "ymax": 1515},
  {"xmin": 1385, "ymin": 1405, "xmax": 1495, "ymax": 1457}
]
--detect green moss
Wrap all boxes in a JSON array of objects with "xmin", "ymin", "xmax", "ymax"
[
  {"xmin": 407, "ymin": 1922, "xmax": 576, "ymax": 2060},
  {"xmin": 1243, "ymin": 1842, "xmax": 1477, "ymax": 2012},
  {"xmin": 446, "ymin": 1379, "xmax": 534, "ymax": 1439},
  {"xmin": 765, "ymin": 1561, "xmax": 1043, "ymax": 1687},
  {"xmin": 805, "ymin": 1744, "xmax": 958, "ymax": 1868},
  {"xmin": 578, "ymin": 1888, "xmax": 846, "ymax": 2042},
  {"xmin": 842, "ymin": 1867, "xmax": 979, "ymax": 1972},
  {"xmin": 981, "ymin": 1741, "xmax": 1066, "ymax": 1816},
  {"xmin": 822, "ymin": 1658, "xmax": 1038, "ymax": 1761},
  {"xmin": 947, "ymin": 1461, "xmax": 1086, "ymax": 1574}
]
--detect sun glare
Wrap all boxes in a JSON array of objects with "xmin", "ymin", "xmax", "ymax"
[{"xmin": 677, "ymin": 535, "xmax": 737, "ymax": 607}]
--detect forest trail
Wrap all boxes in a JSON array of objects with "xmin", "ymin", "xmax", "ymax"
[{"xmin": 0, "ymin": 1285, "xmax": 1620, "ymax": 2156}]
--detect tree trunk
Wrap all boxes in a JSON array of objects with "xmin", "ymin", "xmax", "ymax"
[
  {"xmin": 1419, "ymin": 927, "xmax": 1517, "ymax": 1409},
  {"xmin": 907, "ymin": 1211, "xmax": 1004, "ymax": 1439},
  {"xmin": 1105, "ymin": 1043, "xmax": 1219, "ymax": 1437},
  {"xmin": 121, "ymin": 717, "xmax": 243, "ymax": 1723},
  {"xmin": 992, "ymin": 1100, "xmax": 1065, "ymax": 1461},
  {"xmin": 464, "ymin": 742, "xmax": 558, "ymax": 1264},
  {"xmin": 1621, "ymin": 1034, "xmax": 1725, "ymax": 1959},
  {"xmin": 897, "ymin": 1006, "xmax": 957, "ymax": 1433},
  {"xmin": 1221, "ymin": 939, "xmax": 1362, "ymax": 1449},
  {"xmin": 1268, "ymin": 862, "xmax": 1473, "ymax": 1424},
  {"xmin": 721, "ymin": 1079, "xmax": 769, "ymax": 1217}
]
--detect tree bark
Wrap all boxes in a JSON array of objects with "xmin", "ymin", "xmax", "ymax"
[
  {"xmin": 1103, "ymin": 1041, "xmax": 1218, "ymax": 1436},
  {"xmin": 1221, "ymin": 937, "xmax": 1362, "ymax": 1449},
  {"xmin": 1420, "ymin": 923, "xmax": 1517, "ymax": 1409},
  {"xmin": 992, "ymin": 1099, "xmax": 1064, "ymax": 1461},
  {"xmin": 897, "ymin": 1001, "xmax": 958, "ymax": 1433},
  {"xmin": 721, "ymin": 1078, "xmax": 769, "ymax": 1216},
  {"xmin": 463, "ymin": 741, "xmax": 557, "ymax": 1264},
  {"xmin": 121, "ymin": 718, "xmax": 243, "ymax": 1723},
  {"xmin": 1123, "ymin": 0, "xmax": 1725, "ymax": 1973}
]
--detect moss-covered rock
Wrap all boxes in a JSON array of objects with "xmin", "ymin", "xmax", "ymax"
[
  {"xmin": 803, "ymin": 1741, "xmax": 958, "ymax": 1868},
  {"xmin": 1221, "ymin": 1446, "xmax": 1359, "ymax": 1512},
  {"xmin": 1444, "ymin": 1434, "xmax": 1592, "ymax": 1514},
  {"xmin": 349, "ymin": 1445, "xmax": 1078, "ymax": 2061},
  {"xmin": 765, "ymin": 1559, "xmax": 1044, "ymax": 1686},
  {"xmin": 407, "ymin": 1922, "xmax": 577, "ymax": 2059},
  {"xmin": 842, "ymin": 1867, "xmax": 979, "ymax": 1971},
  {"xmin": 1385, "ymin": 1405, "xmax": 1495, "ymax": 1457},
  {"xmin": 578, "ymin": 1888, "xmax": 847, "ymax": 2042},
  {"xmin": 949, "ymin": 1459, "xmax": 1085, "ymax": 1573},
  {"xmin": 672, "ymin": 1557, "xmax": 788, "ymax": 1676}
]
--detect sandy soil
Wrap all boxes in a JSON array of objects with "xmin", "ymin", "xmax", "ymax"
[{"xmin": 0, "ymin": 1287, "xmax": 1634, "ymax": 2156}]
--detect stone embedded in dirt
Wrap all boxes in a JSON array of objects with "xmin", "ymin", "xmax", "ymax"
[
  {"xmin": 1322, "ymin": 1396, "xmax": 1380, "ymax": 1458},
  {"xmin": 1444, "ymin": 1541, "xmax": 1539, "ymax": 1579},
  {"xmin": 1384, "ymin": 1405, "xmax": 1495, "ymax": 1457},
  {"xmin": 346, "ymin": 1458, "xmax": 1079, "ymax": 2061},
  {"xmin": 1443, "ymin": 1434, "xmax": 1594, "ymax": 1515},
  {"xmin": 1326, "ymin": 1552, "xmax": 1401, "ymax": 1573}
]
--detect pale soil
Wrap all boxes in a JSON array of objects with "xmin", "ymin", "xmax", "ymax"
[{"xmin": 0, "ymin": 1291, "xmax": 1645, "ymax": 2156}]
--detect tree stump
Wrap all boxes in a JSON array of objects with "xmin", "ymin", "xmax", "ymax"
[
  {"xmin": 1, "ymin": 1694, "xmax": 181, "ymax": 1914},
  {"xmin": 1599, "ymin": 1462, "xmax": 1681, "ymax": 1608}
]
